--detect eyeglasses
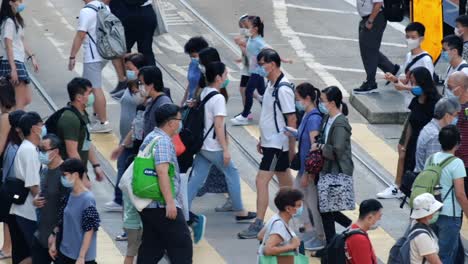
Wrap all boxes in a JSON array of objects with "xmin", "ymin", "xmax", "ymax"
[
  {"xmin": 171, "ymin": 118, "xmax": 182, "ymax": 121},
  {"xmin": 39, "ymin": 147, "xmax": 57, "ymax": 152}
]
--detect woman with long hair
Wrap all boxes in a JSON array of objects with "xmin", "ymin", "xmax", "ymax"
[{"xmin": 0, "ymin": 0, "xmax": 38, "ymax": 109}]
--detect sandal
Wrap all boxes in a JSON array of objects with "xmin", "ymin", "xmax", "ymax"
[{"xmin": 0, "ymin": 250, "xmax": 11, "ymax": 260}]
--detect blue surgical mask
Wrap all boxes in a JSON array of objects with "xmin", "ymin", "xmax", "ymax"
[
  {"xmin": 222, "ymin": 79, "xmax": 230, "ymax": 88},
  {"xmin": 452, "ymin": 116, "xmax": 459, "ymax": 125},
  {"xmin": 411, "ymin": 86, "xmax": 423, "ymax": 96},
  {"xmin": 441, "ymin": 51, "xmax": 450, "ymax": 62},
  {"xmin": 191, "ymin": 57, "xmax": 199, "ymax": 64},
  {"xmin": 445, "ymin": 87, "xmax": 460, "ymax": 100},
  {"xmin": 295, "ymin": 101, "xmax": 306, "ymax": 112},
  {"xmin": 293, "ymin": 205, "xmax": 304, "ymax": 218},
  {"xmin": 39, "ymin": 151, "xmax": 50, "ymax": 165},
  {"xmin": 16, "ymin": 3, "xmax": 25, "ymax": 13},
  {"xmin": 61, "ymin": 176, "xmax": 74, "ymax": 188},
  {"xmin": 126, "ymin": 70, "xmax": 137, "ymax": 81},
  {"xmin": 41, "ymin": 126, "xmax": 47, "ymax": 139},
  {"xmin": 258, "ymin": 66, "xmax": 268, "ymax": 77},
  {"xmin": 319, "ymin": 102, "xmax": 329, "ymax": 114}
]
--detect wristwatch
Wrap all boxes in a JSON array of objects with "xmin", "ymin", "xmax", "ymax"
[{"xmin": 92, "ymin": 163, "xmax": 101, "ymax": 169}]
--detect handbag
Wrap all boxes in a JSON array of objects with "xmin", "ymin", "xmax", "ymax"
[
  {"xmin": 304, "ymin": 150, "xmax": 324, "ymax": 176},
  {"xmin": 172, "ymin": 134, "xmax": 186, "ymax": 157},
  {"xmin": 317, "ymin": 172, "xmax": 355, "ymax": 213},
  {"xmin": 153, "ymin": 0, "xmax": 168, "ymax": 36},
  {"xmin": 0, "ymin": 148, "xmax": 28, "ymax": 206},
  {"xmin": 119, "ymin": 161, "xmax": 152, "ymax": 212},
  {"xmin": 132, "ymin": 136, "xmax": 175, "ymax": 202}
]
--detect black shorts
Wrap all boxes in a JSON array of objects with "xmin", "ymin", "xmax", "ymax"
[
  {"xmin": 9, "ymin": 215, "xmax": 34, "ymax": 263},
  {"xmin": 259, "ymin": 147, "xmax": 290, "ymax": 172},
  {"xmin": 240, "ymin": 75, "xmax": 250, "ymax": 87}
]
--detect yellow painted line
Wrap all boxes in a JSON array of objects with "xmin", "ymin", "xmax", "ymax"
[
  {"xmin": 92, "ymin": 133, "xmax": 227, "ymax": 263},
  {"xmin": 96, "ymin": 228, "xmax": 124, "ymax": 263}
]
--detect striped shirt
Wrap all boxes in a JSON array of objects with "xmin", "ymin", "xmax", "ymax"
[
  {"xmin": 414, "ymin": 119, "xmax": 441, "ymax": 173},
  {"xmin": 456, "ymin": 103, "xmax": 468, "ymax": 166}
]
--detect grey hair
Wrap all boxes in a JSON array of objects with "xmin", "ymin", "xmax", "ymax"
[{"xmin": 433, "ymin": 97, "xmax": 461, "ymax": 120}]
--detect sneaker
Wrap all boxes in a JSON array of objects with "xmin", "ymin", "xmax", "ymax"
[
  {"xmin": 111, "ymin": 89, "xmax": 125, "ymax": 100},
  {"xmin": 90, "ymin": 114, "xmax": 99, "ymax": 125},
  {"xmin": 304, "ymin": 237, "xmax": 325, "ymax": 251},
  {"xmin": 376, "ymin": 186, "xmax": 404, "ymax": 199},
  {"xmin": 215, "ymin": 199, "xmax": 233, "ymax": 212},
  {"xmin": 115, "ymin": 232, "xmax": 127, "ymax": 241},
  {"xmin": 110, "ymin": 80, "xmax": 127, "ymax": 95},
  {"xmin": 247, "ymin": 113, "xmax": 254, "ymax": 121},
  {"xmin": 353, "ymin": 82, "xmax": 378, "ymax": 94},
  {"xmin": 192, "ymin": 214, "xmax": 206, "ymax": 244},
  {"xmin": 236, "ymin": 212, "xmax": 257, "ymax": 223},
  {"xmin": 104, "ymin": 201, "xmax": 123, "ymax": 212},
  {"xmin": 230, "ymin": 114, "xmax": 249, "ymax": 126},
  {"xmin": 90, "ymin": 121, "xmax": 112, "ymax": 133},
  {"xmin": 238, "ymin": 220, "xmax": 263, "ymax": 239}
]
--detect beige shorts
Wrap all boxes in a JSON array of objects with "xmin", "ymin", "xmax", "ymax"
[{"xmin": 124, "ymin": 228, "xmax": 143, "ymax": 257}]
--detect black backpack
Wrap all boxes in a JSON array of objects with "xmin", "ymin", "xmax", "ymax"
[
  {"xmin": 179, "ymin": 91, "xmax": 219, "ymax": 155},
  {"xmin": 123, "ymin": 0, "xmax": 147, "ymax": 6},
  {"xmin": 388, "ymin": 223, "xmax": 433, "ymax": 264},
  {"xmin": 321, "ymin": 228, "xmax": 370, "ymax": 264},
  {"xmin": 45, "ymin": 105, "xmax": 89, "ymax": 140},
  {"xmin": 272, "ymin": 73, "xmax": 300, "ymax": 131},
  {"xmin": 383, "ymin": 0, "xmax": 404, "ymax": 22}
]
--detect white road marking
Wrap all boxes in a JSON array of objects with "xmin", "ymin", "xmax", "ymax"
[
  {"xmin": 286, "ymin": 3, "xmax": 359, "ymax": 15},
  {"xmin": 294, "ymin": 31, "xmax": 406, "ymax": 48},
  {"xmin": 157, "ymin": 35, "xmax": 185, "ymax": 53},
  {"xmin": 341, "ymin": 0, "xmax": 406, "ymax": 34},
  {"xmin": 273, "ymin": 0, "xmax": 350, "ymax": 97}
]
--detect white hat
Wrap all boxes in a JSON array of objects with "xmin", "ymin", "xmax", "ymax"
[{"xmin": 410, "ymin": 193, "xmax": 443, "ymax": 219}]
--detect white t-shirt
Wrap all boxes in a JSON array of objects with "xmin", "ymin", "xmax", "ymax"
[
  {"xmin": 201, "ymin": 87, "xmax": 226, "ymax": 152},
  {"xmin": 258, "ymin": 214, "xmax": 297, "ymax": 256},
  {"xmin": 401, "ymin": 51, "xmax": 434, "ymax": 79},
  {"xmin": 410, "ymin": 229, "xmax": 439, "ymax": 264},
  {"xmin": 77, "ymin": 1, "xmax": 109, "ymax": 63},
  {"xmin": 260, "ymin": 75, "xmax": 295, "ymax": 150},
  {"xmin": 356, "ymin": 0, "xmax": 383, "ymax": 17},
  {"xmin": 444, "ymin": 60, "xmax": 468, "ymax": 87},
  {"xmin": 0, "ymin": 18, "xmax": 25, "ymax": 62},
  {"xmin": 9, "ymin": 140, "xmax": 41, "ymax": 221},
  {"xmin": 141, "ymin": 0, "xmax": 152, "ymax": 6}
]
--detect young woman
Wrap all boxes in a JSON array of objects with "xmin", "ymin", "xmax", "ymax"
[
  {"xmin": 257, "ymin": 187, "xmax": 303, "ymax": 259},
  {"xmin": 49, "ymin": 159, "xmax": 100, "ymax": 264},
  {"xmin": 234, "ymin": 14, "xmax": 253, "ymax": 120},
  {"xmin": 377, "ymin": 67, "xmax": 441, "ymax": 199},
  {"xmin": 312, "ymin": 86, "xmax": 353, "ymax": 245},
  {"xmin": 0, "ymin": 0, "xmax": 39, "ymax": 109},
  {"xmin": 286, "ymin": 82, "xmax": 325, "ymax": 250}
]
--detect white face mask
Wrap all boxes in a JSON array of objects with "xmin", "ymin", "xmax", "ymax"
[
  {"xmin": 455, "ymin": 27, "xmax": 464, "ymax": 37},
  {"xmin": 139, "ymin": 84, "xmax": 149, "ymax": 97},
  {"xmin": 132, "ymin": 91, "xmax": 146, "ymax": 105},
  {"xmin": 406, "ymin": 38, "xmax": 420, "ymax": 51}
]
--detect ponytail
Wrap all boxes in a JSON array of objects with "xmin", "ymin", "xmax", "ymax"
[
  {"xmin": 296, "ymin": 82, "xmax": 320, "ymax": 106},
  {"xmin": 322, "ymin": 86, "xmax": 348, "ymax": 116},
  {"xmin": 341, "ymin": 102, "xmax": 349, "ymax": 116},
  {"xmin": 249, "ymin": 16, "xmax": 264, "ymax": 37}
]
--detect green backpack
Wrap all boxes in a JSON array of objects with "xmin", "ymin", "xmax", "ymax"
[
  {"xmin": 409, "ymin": 154, "xmax": 457, "ymax": 208},
  {"xmin": 132, "ymin": 136, "xmax": 175, "ymax": 202}
]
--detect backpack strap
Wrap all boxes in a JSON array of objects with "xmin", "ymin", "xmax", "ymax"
[
  {"xmin": 65, "ymin": 105, "xmax": 90, "ymax": 141},
  {"xmin": 405, "ymin": 53, "xmax": 432, "ymax": 74},
  {"xmin": 458, "ymin": 64, "xmax": 468, "ymax": 71},
  {"xmin": 438, "ymin": 156, "xmax": 458, "ymax": 169},
  {"xmin": 272, "ymin": 73, "xmax": 295, "ymax": 133},
  {"xmin": 199, "ymin": 91, "xmax": 220, "ymax": 143}
]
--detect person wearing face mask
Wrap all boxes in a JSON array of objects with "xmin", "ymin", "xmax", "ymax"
[
  {"xmin": 134, "ymin": 104, "xmax": 193, "ymax": 263},
  {"xmin": 31, "ymin": 134, "xmax": 69, "ymax": 264},
  {"xmin": 341, "ymin": 199, "xmax": 382, "ymax": 264},
  {"xmin": 188, "ymin": 62, "xmax": 256, "ymax": 232},
  {"xmin": 441, "ymin": 35, "xmax": 468, "ymax": 91},
  {"xmin": 455, "ymin": 15, "xmax": 468, "ymax": 62},
  {"xmin": 8, "ymin": 111, "xmax": 44, "ymax": 264},
  {"xmin": 384, "ymin": 22, "xmax": 434, "ymax": 92},
  {"xmin": 428, "ymin": 126, "xmax": 468, "ymax": 263},
  {"xmin": 48, "ymin": 159, "xmax": 100, "ymax": 264},
  {"xmin": 234, "ymin": 14, "xmax": 252, "ymax": 119},
  {"xmin": 257, "ymin": 187, "xmax": 304, "ymax": 259},
  {"xmin": 0, "ymin": 0, "xmax": 39, "ymax": 110},
  {"xmin": 182, "ymin": 37, "xmax": 209, "ymax": 106},
  {"xmin": 377, "ymin": 67, "xmax": 441, "ymax": 199},
  {"xmin": 413, "ymin": 98, "xmax": 461, "ymax": 175},
  {"xmin": 285, "ymin": 83, "xmax": 325, "ymax": 251},
  {"xmin": 231, "ymin": 16, "xmax": 292, "ymax": 126}
]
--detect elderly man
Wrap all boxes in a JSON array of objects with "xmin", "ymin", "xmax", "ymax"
[{"xmin": 414, "ymin": 98, "xmax": 461, "ymax": 173}]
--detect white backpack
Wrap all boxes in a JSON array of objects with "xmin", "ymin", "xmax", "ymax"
[{"xmin": 85, "ymin": 4, "xmax": 127, "ymax": 60}]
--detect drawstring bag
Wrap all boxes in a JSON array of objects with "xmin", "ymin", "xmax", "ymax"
[
  {"xmin": 132, "ymin": 136, "xmax": 175, "ymax": 202},
  {"xmin": 172, "ymin": 134, "xmax": 186, "ymax": 157}
]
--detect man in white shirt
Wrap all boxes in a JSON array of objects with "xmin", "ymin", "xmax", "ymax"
[
  {"xmin": 442, "ymin": 35, "xmax": 468, "ymax": 92},
  {"xmin": 384, "ymin": 22, "xmax": 434, "ymax": 91},
  {"xmin": 238, "ymin": 49, "xmax": 295, "ymax": 239},
  {"xmin": 9, "ymin": 112, "xmax": 43, "ymax": 264},
  {"xmin": 353, "ymin": 0, "xmax": 399, "ymax": 94},
  {"xmin": 69, "ymin": 0, "xmax": 112, "ymax": 134}
]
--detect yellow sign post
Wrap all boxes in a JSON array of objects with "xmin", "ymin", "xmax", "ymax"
[{"xmin": 412, "ymin": 0, "xmax": 444, "ymax": 62}]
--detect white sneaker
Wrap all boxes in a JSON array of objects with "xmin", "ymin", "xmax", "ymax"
[
  {"xmin": 230, "ymin": 115, "xmax": 249, "ymax": 126},
  {"xmin": 90, "ymin": 121, "xmax": 112, "ymax": 133},
  {"xmin": 376, "ymin": 186, "xmax": 404, "ymax": 199},
  {"xmin": 104, "ymin": 201, "xmax": 123, "ymax": 212}
]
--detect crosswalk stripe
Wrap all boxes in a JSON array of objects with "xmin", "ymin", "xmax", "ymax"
[
  {"xmin": 242, "ymin": 125, "xmax": 397, "ymax": 263},
  {"xmin": 91, "ymin": 133, "xmax": 227, "ymax": 263}
]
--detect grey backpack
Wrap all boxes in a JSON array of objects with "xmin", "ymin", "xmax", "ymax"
[
  {"xmin": 388, "ymin": 223, "xmax": 433, "ymax": 264},
  {"xmin": 85, "ymin": 4, "xmax": 127, "ymax": 60}
]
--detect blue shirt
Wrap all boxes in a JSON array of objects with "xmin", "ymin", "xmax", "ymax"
[
  {"xmin": 247, "ymin": 36, "xmax": 267, "ymax": 75},
  {"xmin": 298, "ymin": 109, "xmax": 322, "ymax": 175},
  {"xmin": 187, "ymin": 59, "xmax": 201, "ymax": 99},
  {"xmin": 141, "ymin": 128, "xmax": 183, "ymax": 209}
]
